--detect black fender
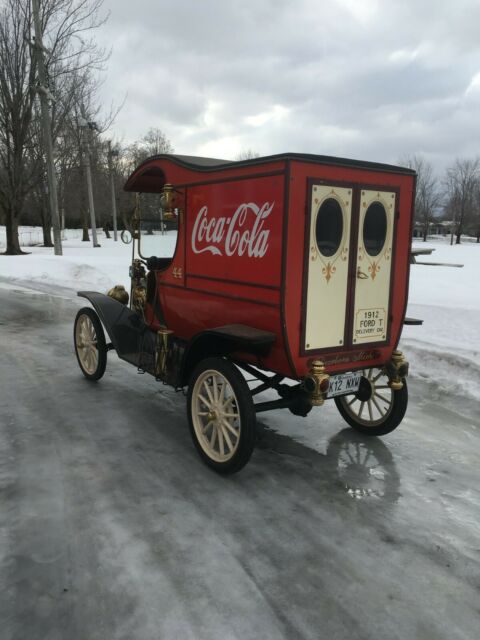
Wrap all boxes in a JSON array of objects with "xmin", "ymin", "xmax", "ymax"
[
  {"xmin": 179, "ymin": 324, "xmax": 276, "ymax": 387},
  {"xmin": 77, "ymin": 291, "xmax": 156, "ymax": 371}
]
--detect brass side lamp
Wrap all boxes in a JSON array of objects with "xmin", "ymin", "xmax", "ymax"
[{"xmin": 161, "ymin": 184, "xmax": 176, "ymax": 220}]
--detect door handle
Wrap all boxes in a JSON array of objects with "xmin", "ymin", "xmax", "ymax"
[{"xmin": 357, "ymin": 267, "xmax": 369, "ymax": 279}]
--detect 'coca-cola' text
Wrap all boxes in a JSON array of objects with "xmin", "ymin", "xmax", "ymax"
[{"xmin": 191, "ymin": 201, "xmax": 274, "ymax": 258}]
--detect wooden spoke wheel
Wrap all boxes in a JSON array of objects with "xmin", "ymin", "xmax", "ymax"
[
  {"xmin": 74, "ymin": 307, "xmax": 107, "ymax": 381},
  {"xmin": 334, "ymin": 368, "xmax": 408, "ymax": 436},
  {"xmin": 187, "ymin": 357, "xmax": 256, "ymax": 474}
]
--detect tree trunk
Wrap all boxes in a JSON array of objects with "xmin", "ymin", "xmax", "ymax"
[
  {"xmin": 3, "ymin": 213, "xmax": 27, "ymax": 255},
  {"xmin": 455, "ymin": 232, "xmax": 461, "ymax": 244},
  {"xmin": 82, "ymin": 216, "xmax": 90, "ymax": 241},
  {"xmin": 40, "ymin": 204, "xmax": 54, "ymax": 247},
  {"xmin": 103, "ymin": 225, "xmax": 111, "ymax": 239},
  {"xmin": 42, "ymin": 222, "xmax": 53, "ymax": 247},
  {"xmin": 79, "ymin": 166, "xmax": 90, "ymax": 241},
  {"xmin": 422, "ymin": 228, "xmax": 427, "ymax": 242}
]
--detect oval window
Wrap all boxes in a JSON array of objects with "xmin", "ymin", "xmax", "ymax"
[
  {"xmin": 315, "ymin": 198, "xmax": 343, "ymax": 257},
  {"xmin": 363, "ymin": 202, "xmax": 387, "ymax": 256}
]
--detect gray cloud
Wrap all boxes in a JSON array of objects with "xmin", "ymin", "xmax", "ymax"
[{"xmin": 97, "ymin": 0, "xmax": 480, "ymax": 173}]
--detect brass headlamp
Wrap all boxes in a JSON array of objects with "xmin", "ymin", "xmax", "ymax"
[{"xmin": 107, "ymin": 285, "xmax": 129, "ymax": 305}]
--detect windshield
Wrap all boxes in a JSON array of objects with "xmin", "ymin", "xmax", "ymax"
[{"xmin": 137, "ymin": 192, "xmax": 179, "ymax": 260}]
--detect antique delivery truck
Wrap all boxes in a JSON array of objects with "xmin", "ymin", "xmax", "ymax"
[{"xmin": 74, "ymin": 152, "xmax": 416, "ymax": 473}]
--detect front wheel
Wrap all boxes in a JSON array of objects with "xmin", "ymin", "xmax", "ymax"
[
  {"xmin": 334, "ymin": 368, "xmax": 408, "ymax": 436},
  {"xmin": 74, "ymin": 307, "xmax": 107, "ymax": 381},
  {"xmin": 187, "ymin": 357, "xmax": 256, "ymax": 474}
]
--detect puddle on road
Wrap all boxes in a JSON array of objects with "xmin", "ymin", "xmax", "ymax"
[{"xmin": 258, "ymin": 425, "xmax": 401, "ymax": 504}]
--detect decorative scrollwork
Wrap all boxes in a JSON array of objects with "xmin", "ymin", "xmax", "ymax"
[
  {"xmin": 368, "ymin": 261, "xmax": 380, "ymax": 280},
  {"xmin": 322, "ymin": 262, "xmax": 336, "ymax": 283}
]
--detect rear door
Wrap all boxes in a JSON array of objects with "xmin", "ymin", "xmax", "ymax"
[
  {"xmin": 303, "ymin": 184, "xmax": 396, "ymax": 353},
  {"xmin": 304, "ymin": 184, "xmax": 352, "ymax": 351},
  {"xmin": 352, "ymin": 189, "xmax": 395, "ymax": 346}
]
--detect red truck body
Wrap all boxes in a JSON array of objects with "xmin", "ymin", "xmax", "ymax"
[{"xmin": 124, "ymin": 153, "xmax": 416, "ymax": 379}]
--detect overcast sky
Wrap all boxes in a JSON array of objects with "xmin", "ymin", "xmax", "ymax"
[{"xmin": 96, "ymin": 0, "xmax": 480, "ymax": 171}]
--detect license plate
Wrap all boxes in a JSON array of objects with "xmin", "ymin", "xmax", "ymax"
[{"xmin": 327, "ymin": 371, "xmax": 362, "ymax": 398}]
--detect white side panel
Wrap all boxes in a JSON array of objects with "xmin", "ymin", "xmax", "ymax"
[
  {"xmin": 352, "ymin": 190, "xmax": 395, "ymax": 345},
  {"xmin": 305, "ymin": 185, "xmax": 352, "ymax": 351}
]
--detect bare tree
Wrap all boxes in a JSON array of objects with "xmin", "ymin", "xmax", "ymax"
[
  {"xmin": 444, "ymin": 158, "xmax": 479, "ymax": 244},
  {"xmin": 0, "ymin": 0, "xmax": 108, "ymax": 255},
  {"xmin": 125, "ymin": 127, "xmax": 174, "ymax": 173},
  {"xmin": 0, "ymin": 0, "xmax": 38, "ymax": 253},
  {"xmin": 235, "ymin": 148, "xmax": 260, "ymax": 161},
  {"xmin": 141, "ymin": 127, "xmax": 174, "ymax": 156},
  {"xmin": 400, "ymin": 155, "xmax": 441, "ymax": 241}
]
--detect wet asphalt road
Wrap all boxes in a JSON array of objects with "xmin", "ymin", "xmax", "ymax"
[{"xmin": 0, "ymin": 286, "xmax": 479, "ymax": 640}]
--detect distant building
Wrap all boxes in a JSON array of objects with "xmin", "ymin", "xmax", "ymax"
[{"xmin": 412, "ymin": 220, "xmax": 456, "ymax": 237}]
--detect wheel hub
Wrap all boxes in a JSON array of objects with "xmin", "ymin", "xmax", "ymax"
[
  {"xmin": 356, "ymin": 376, "xmax": 373, "ymax": 402},
  {"xmin": 207, "ymin": 409, "xmax": 218, "ymax": 422}
]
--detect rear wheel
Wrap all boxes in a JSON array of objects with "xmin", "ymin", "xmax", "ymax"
[
  {"xmin": 334, "ymin": 368, "xmax": 408, "ymax": 436},
  {"xmin": 74, "ymin": 307, "xmax": 107, "ymax": 381},
  {"xmin": 187, "ymin": 357, "xmax": 256, "ymax": 474}
]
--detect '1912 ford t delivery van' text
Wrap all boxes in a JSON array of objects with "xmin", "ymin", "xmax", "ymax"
[{"xmin": 74, "ymin": 152, "xmax": 416, "ymax": 473}]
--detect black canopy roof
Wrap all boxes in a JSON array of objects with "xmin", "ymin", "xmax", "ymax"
[{"xmin": 140, "ymin": 152, "xmax": 416, "ymax": 175}]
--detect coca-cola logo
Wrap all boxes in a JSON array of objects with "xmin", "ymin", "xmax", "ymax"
[{"xmin": 191, "ymin": 201, "xmax": 274, "ymax": 258}]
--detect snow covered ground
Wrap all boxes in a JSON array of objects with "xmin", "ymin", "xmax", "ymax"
[
  {"xmin": 1, "ymin": 227, "xmax": 479, "ymax": 401},
  {"xmin": 402, "ymin": 239, "xmax": 480, "ymax": 403},
  {"xmin": 0, "ymin": 226, "xmax": 173, "ymax": 295},
  {"xmin": 0, "ymin": 228, "xmax": 133, "ymax": 294}
]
